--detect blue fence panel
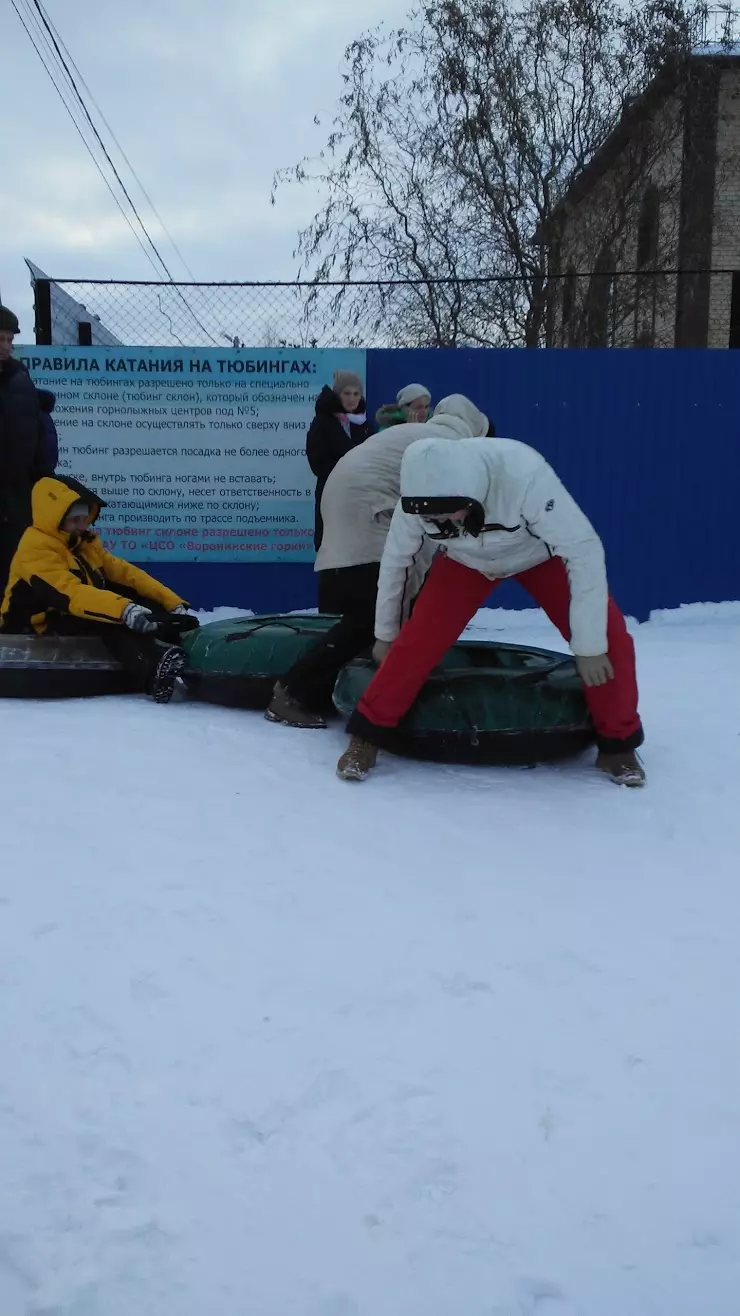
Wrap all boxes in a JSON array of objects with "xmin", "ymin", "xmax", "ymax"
[
  {"xmin": 368, "ymin": 349, "xmax": 740, "ymax": 620},
  {"xmin": 26, "ymin": 346, "xmax": 737, "ymax": 617},
  {"xmin": 121, "ymin": 349, "xmax": 740, "ymax": 618},
  {"xmin": 153, "ymin": 561, "xmax": 316, "ymax": 614}
]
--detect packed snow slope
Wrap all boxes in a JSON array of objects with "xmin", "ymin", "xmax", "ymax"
[{"xmin": 1, "ymin": 603, "xmax": 738, "ymax": 1316}]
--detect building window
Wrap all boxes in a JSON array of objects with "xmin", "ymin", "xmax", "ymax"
[
  {"xmin": 586, "ymin": 249, "xmax": 615, "ymax": 347},
  {"xmin": 729, "ymin": 273, "xmax": 740, "ymax": 348},
  {"xmin": 561, "ymin": 267, "xmax": 577, "ymax": 345},
  {"xmin": 637, "ymin": 187, "xmax": 660, "ymax": 269},
  {"xmin": 634, "ymin": 273, "xmax": 657, "ymax": 348}
]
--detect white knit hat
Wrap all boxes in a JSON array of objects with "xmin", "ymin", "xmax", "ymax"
[{"xmin": 396, "ymin": 383, "xmax": 431, "ymax": 408}]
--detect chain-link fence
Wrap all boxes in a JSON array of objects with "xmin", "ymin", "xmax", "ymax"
[
  {"xmin": 30, "ymin": 269, "xmax": 740, "ymax": 350},
  {"xmin": 34, "ymin": 276, "xmax": 478, "ymax": 349}
]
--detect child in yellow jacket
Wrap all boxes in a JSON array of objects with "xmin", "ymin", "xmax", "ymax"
[{"xmin": 1, "ymin": 476, "xmax": 199, "ymax": 702}]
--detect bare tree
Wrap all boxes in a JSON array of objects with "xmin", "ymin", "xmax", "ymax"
[{"xmin": 273, "ymin": 0, "xmax": 710, "ymax": 346}]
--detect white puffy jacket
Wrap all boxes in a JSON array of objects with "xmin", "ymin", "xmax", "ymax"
[
  {"xmin": 315, "ymin": 394, "xmax": 489, "ymax": 597},
  {"xmin": 375, "ymin": 436, "xmax": 609, "ymax": 657}
]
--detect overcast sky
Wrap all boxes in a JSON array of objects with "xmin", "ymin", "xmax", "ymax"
[{"xmin": 1, "ymin": 0, "xmax": 408, "ymax": 337}]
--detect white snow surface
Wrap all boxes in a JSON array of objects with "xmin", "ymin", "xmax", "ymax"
[{"xmin": 1, "ymin": 602, "xmax": 739, "ymax": 1316}]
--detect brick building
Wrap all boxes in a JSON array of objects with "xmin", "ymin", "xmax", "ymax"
[{"xmin": 547, "ymin": 43, "xmax": 740, "ymax": 348}]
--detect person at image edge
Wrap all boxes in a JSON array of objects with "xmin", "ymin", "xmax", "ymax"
[
  {"xmin": 0, "ymin": 305, "xmax": 53, "ymax": 599},
  {"xmin": 1, "ymin": 475, "xmax": 199, "ymax": 704}
]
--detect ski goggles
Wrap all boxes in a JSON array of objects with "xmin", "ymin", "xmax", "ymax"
[
  {"xmin": 401, "ymin": 496, "xmax": 485, "ymax": 538},
  {"xmin": 401, "ymin": 496, "xmax": 473, "ymax": 518}
]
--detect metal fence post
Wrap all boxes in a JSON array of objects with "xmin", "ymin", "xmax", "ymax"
[{"xmin": 34, "ymin": 279, "xmax": 52, "ymax": 345}]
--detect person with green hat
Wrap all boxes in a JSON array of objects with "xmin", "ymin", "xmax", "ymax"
[
  {"xmin": 0, "ymin": 305, "xmax": 53, "ymax": 598},
  {"xmin": 375, "ymin": 383, "xmax": 432, "ymax": 431}
]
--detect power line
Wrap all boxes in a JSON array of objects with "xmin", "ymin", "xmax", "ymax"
[
  {"xmin": 27, "ymin": 0, "xmax": 219, "ymax": 346},
  {"xmin": 8, "ymin": 0, "xmax": 164, "ymax": 279},
  {"xmin": 39, "ymin": 0, "xmax": 200, "ymax": 283},
  {"xmin": 11, "ymin": 0, "xmax": 220, "ymax": 344},
  {"xmin": 26, "ymin": 0, "xmax": 177, "ymax": 283}
]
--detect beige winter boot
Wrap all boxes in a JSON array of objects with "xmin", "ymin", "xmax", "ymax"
[
  {"xmin": 596, "ymin": 750, "xmax": 646, "ymax": 787},
  {"xmin": 337, "ymin": 736, "xmax": 378, "ymax": 781}
]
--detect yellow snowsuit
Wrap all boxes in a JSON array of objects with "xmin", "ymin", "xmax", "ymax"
[{"xmin": 1, "ymin": 476, "xmax": 186, "ymax": 633}]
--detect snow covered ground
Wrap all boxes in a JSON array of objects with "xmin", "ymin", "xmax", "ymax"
[{"xmin": 1, "ymin": 601, "xmax": 739, "ymax": 1316}]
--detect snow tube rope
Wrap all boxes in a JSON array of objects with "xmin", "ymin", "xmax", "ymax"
[
  {"xmin": 332, "ymin": 650, "xmax": 595, "ymax": 766},
  {"xmin": 181, "ymin": 613, "xmax": 340, "ymax": 709},
  {"xmin": 182, "ymin": 613, "xmax": 595, "ymax": 765}
]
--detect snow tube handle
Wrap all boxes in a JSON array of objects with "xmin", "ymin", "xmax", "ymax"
[
  {"xmin": 428, "ymin": 655, "xmax": 575, "ymax": 688},
  {"xmin": 225, "ymin": 620, "xmax": 304, "ymax": 644},
  {"xmin": 224, "ymin": 616, "xmax": 342, "ymax": 644}
]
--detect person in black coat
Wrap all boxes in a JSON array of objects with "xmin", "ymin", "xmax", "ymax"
[
  {"xmin": 306, "ymin": 370, "xmax": 373, "ymax": 549},
  {"xmin": 0, "ymin": 305, "xmax": 53, "ymax": 599},
  {"xmin": 37, "ymin": 389, "xmax": 59, "ymax": 472}
]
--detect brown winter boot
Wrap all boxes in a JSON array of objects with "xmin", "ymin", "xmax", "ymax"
[
  {"xmin": 337, "ymin": 736, "xmax": 378, "ymax": 781},
  {"xmin": 264, "ymin": 682, "xmax": 326, "ymax": 729},
  {"xmin": 596, "ymin": 750, "xmax": 646, "ymax": 788}
]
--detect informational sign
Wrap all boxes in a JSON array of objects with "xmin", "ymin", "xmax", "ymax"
[{"xmin": 18, "ymin": 345, "xmax": 367, "ymax": 563}]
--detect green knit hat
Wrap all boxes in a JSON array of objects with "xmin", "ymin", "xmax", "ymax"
[{"xmin": 0, "ymin": 306, "xmax": 20, "ymax": 335}]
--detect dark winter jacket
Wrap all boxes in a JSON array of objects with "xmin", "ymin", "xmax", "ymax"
[
  {"xmin": 0, "ymin": 359, "xmax": 51, "ymax": 528},
  {"xmin": 37, "ymin": 390, "xmax": 59, "ymax": 472},
  {"xmin": 306, "ymin": 386, "xmax": 374, "ymax": 549},
  {"xmin": 375, "ymin": 403, "xmax": 408, "ymax": 431}
]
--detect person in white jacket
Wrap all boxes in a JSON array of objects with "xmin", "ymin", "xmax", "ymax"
[
  {"xmin": 266, "ymin": 395, "xmax": 491, "ymax": 728},
  {"xmin": 337, "ymin": 435, "xmax": 645, "ymax": 786}
]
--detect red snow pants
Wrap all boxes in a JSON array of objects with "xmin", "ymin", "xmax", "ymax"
[{"xmin": 347, "ymin": 554, "xmax": 643, "ymax": 753}]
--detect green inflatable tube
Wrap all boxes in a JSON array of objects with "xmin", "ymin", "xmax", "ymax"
[
  {"xmin": 333, "ymin": 643, "xmax": 594, "ymax": 765},
  {"xmin": 182, "ymin": 613, "xmax": 594, "ymax": 764},
  {"xmin": 181, "ymin": 613, "xmax": 340, "ymax": 709}
]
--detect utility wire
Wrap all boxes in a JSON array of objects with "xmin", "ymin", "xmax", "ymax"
[
  {"xmin": 12, "ymin": 0, "xmax": 220, "ymax": 343},
  {"xmin": 28, "ymin": 0, "xmax": 218, "ymax": 343},
  {"xmin": 39, "ymin": 0, "xmax": 200, "ymax": 283},
  {"xmin": 9, "ymin": 0, "xmax": 164, "ymax": 278},
  {"xmin": 27, "ymin": 0, "xmax": 177, "ymax": 283}
]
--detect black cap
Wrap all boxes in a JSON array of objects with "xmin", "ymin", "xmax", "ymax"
[{"xmin": 0, "ymin": 306, "xmax": 20, "ymax": 335}]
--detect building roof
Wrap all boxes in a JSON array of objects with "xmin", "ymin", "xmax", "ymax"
[{"xmin": 546, "ymin": 48, "xmax": 740, "ymax": 233}]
